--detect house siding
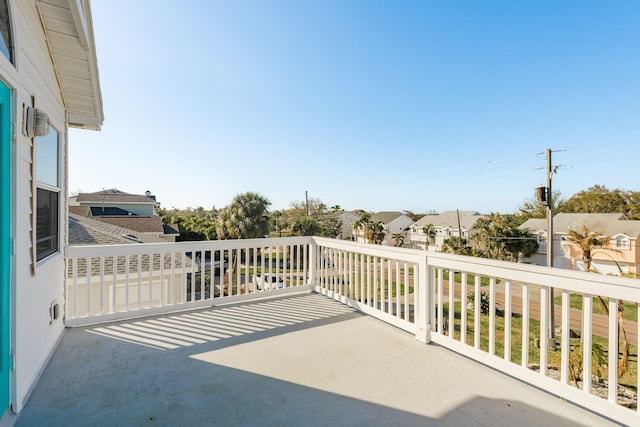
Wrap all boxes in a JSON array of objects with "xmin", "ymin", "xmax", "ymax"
[{"xmin": 4, "ymin": 0, "xmax": 70, "ymax": 412}]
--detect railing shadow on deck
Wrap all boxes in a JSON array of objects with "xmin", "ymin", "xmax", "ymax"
[{"xmin": 15, "ymin": 294, "xmax": 608, "ymax": 427}]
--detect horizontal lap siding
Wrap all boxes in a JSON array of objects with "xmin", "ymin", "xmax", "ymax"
[{"xmin": 9, "ymin": 0, "xmax": 68, "ymax": 412}]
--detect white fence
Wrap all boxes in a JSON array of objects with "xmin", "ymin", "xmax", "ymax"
[
  {"xmin": 66, "ymin": 237, "xmax": 313, "ymax": 325},
  {"xmin": 66, "ymin": 237, "xmax": 640, "ymax": 425}
]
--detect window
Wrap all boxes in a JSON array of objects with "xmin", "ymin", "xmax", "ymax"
[
  {"xmin": 615, "ymin": 236, "xmax": 630, "ymax": 250},
  {"xmin": 36, "ymin": 127, "xmax": 59, "ymax": 261},
  {"xmin": 0, "ymin": 1, "xmax": 13, "ymax": 63}
]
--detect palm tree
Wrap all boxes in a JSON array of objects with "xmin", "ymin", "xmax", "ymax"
[
  {"xmin": 353, "ymin": 212, "xmax": 372, "ymax": 242},
  {"xmin": 366, "ymin": 222, "xmax": 386, "ymax": 245},
  {"xmin": 391, "ymin": 232, "xmax": 404, "ymax": 247},
  {"xmin": 216, "ymin": 192, "xmax": 271, "ymax": 294},
  {"xmin": 567, "ymin": 226, "xmax": 629, "ymax": 376},
  {"xmin": 566, "ymin": 226, "xmax": 610, "ymax": 272},
  {"xmin": 422, "ymin": 224, "xmax": 436, "ymax": 249}
]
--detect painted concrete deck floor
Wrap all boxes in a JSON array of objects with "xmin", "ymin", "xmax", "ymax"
[{"xmin": 16, "ymin": 293, "xmax": 618, "ymax": 427}]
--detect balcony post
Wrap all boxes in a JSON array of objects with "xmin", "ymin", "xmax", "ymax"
[
  {"xmin": 308, "ymin": 239, "xmax": 317, "ymax": 287},
  {"xmin": 415, "ymin": 254, "xmax": 431, "ymax": 343}
]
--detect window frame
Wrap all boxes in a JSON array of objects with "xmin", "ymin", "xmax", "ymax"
[{"xmin": 35, "ymin": 125, "xmax": 61, "ymax": 263}]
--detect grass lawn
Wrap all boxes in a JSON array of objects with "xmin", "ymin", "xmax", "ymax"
[
  {"xmin": 553, "ymin": 293, "xmax": 638, "ymax": 322},
  {"xmin": 442, "ymin": 301, "xmax": 638, "ymax": 392}
]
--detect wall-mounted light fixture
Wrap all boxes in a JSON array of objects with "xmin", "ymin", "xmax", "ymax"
[{"xmin": 23, "ymin": 105, "xmax": 50, "ymax": 138}]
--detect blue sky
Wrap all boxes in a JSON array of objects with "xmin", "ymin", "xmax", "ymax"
[{"xmin": 69, "ymin": 1, "xmax": 640, "ymax": 214}]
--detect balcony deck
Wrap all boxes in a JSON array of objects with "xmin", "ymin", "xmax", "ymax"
[{"xmin": 16, "ymin": 293, "xmax": 614, "ymax": 426}]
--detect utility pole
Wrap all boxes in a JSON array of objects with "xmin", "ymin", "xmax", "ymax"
[
  {"xmin": 305, "ymin": 190, "xmax": 309, "ymax": 217},
  {"xmin": 546, "ymin": 148, "xmax": 555, "ymax": 342}
]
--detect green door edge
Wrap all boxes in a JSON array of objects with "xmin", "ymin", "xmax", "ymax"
[{"xmin": 0, "ymin": 79, "xmax": 11, "ymax": 411}]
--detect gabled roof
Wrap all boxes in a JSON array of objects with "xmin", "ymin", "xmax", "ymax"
[
  {"xmin": 38, "ymin": 0, "xmax": 103, "ymax": 130},
  {"xmin": 371, "ymin": 211, "xmax": 405, "ymax": 225},
  {"xmin": 415, "ymin": 211, "xmax": 484, "ymax": 230},
  {"xmin": 68, "ymin": 214, "xmax": 165, "ymax": 245},
  {"xmin": 90, "ymin": 216, "xmax": 165, "ymax": 234},
  {"xmin": 75, "ymin": 189, "xmax": 156, "ymax": 204},
  {"xmin": 89, "ymin": 207, "xmax": 136, "ymax": 216},
  {"xmin": 519, "ymin": 213, "xmax": 640, "ymax": 238}
]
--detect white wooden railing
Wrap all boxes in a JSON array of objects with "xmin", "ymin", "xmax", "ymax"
[
  {"xmin": 66, "ymin": 237, "xmax": 314, "ymax": 325},
  {"xmin": 65, "ymin": 237, "xmax": 640, "ymax": 425}
]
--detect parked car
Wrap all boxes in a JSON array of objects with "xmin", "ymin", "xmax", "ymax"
[{"xmin": 253, "ymin": 274, "xmax": 285, "ymax": 291}]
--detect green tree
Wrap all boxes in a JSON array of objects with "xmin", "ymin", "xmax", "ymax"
[
  {"xmin": 216, "ymin": 192, "xmax": 271, "ymax": 294},
  {"xmin": 558, "ymin": 185, "xmax": 626, "ymax": 215},
  {"xmin": 472, "ymin": 213, "xmax": 538, "ymax": 261},
  {"xmin": 366, "ymin": 222, "xmax": 386, "ymax": 245},
  {"xmin": 442, "ymin": 236, "xmax": 470, "ymax": 255},
  {"xmin": 422, "ymin": 224, "xmax": 436, "ymax": 248},
  {"xmin": 566, "ymin": 226, "xmax": 610, "ymax": 273},
  {"xmin": 216, "ymin": 192, "xmax": 271, "ymax": 240},
  {"xmin": 567, "ymin": 226, "xmax": 629, "ymax": 377},
  {"xmin": 391, "ymin": 232, "xmax": 405, "ymax": 247}
]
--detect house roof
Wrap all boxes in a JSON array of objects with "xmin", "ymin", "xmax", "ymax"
[
  {"xmin": 75, "ymin": 189, "xmax": 156, "ymax": 204},
  {"xmin": 68, "ymin": 214, "xmax": 164, "ymax": 245},
  {"xmin": 415, "ymin": 211, "xmax": 484, "ymax": 229},
  {"xmin": 89, "ymin": 207, "xmax": 136, "ymax": 217},
  {"xmin": 371, "ymin": 211, "xmax": 404, "ymax": 225},
  {"xmin": 37, "ymin": 0, "xmax": 103, "ymax": 130},
  {"xmin": 89, "ymin": 216, "xmax": 166, "ymax": 234},
  {"xmin": 519, "ymin": 213, "xmax": 640, "ymax": 238},
  {"xmin": 68, "ymin": 215, "xmax": 189, "ymax": 277}
]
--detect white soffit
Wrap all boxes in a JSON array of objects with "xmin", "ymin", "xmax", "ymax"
[{"xmin": 37, "ymin": 0, "xmax": 104, "ymax": 130}]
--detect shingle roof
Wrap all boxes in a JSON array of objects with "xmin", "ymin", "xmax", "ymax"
[
  {"xmin": 68, "ymin": 214, "xmax": 165, "ymax": 245},
  {"xmin": 415, "ymin": 211, "xmax": 484, "ymax": 229},
  {"xmin": 371, "ymin": 211, "xmax": 404, "ymax": 225},
  {"xmin": 89, "ymin": 216, "xmax": 165, "ymax": 234},
  {"xmin": 75, "ymin": 189, "xmax": 156, "ymax": 204},
  {"xmin": 89, "ymin": 207, "xmax": 136, "ymax": 216},
  {"xmin": 520, "ymin": 213, "xmax": 640, "ymax": 238},
  {"xmin": 68, "ymin": 214, "xmax": 190, "ymax": 278}
]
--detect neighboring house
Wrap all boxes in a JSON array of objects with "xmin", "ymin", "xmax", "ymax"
[
  {"xmin": 68, "ymin": 214, "xmax": 191, "ymax": 312},
  {"xmin": 69, "ymin": 188, "xmax": 157, "ymax": 216},
  {"xmin": 409, "ymin": 211, "xmax": 485, "ymax": 251},
  {"xmin": 519, "ymin": 213, "xmax": 640, "ymax": 275},
  {"xmin": 1, "ymin": 0, "xmax": 104, "ymax": 417},
  {"xmin": 336, "ymin": 211, "xmax": 360, "ymax": 240},
  {"xmin": 69, "ymin": 189, "xmax": 179, "ymax": 242},
  {"xmin": 354, "ymin": 211, "xmax": 414, "ymax": 246}
]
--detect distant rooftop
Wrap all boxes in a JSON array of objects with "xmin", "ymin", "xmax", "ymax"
[{"xmin": 74, "ymin": 189, "xmax": 156, "ymax": 204}]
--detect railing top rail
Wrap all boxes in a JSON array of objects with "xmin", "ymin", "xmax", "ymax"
[
  {"xmin": 426, "ymin": 251, "xmax": 640, "ymax": 300},
  {"xmin": 312, "ymin": 237, "xmax": 423, "ymax": 263},
  {"xmin": 66, "ymin": 236, "xmax": 314, "ymax": 257}
]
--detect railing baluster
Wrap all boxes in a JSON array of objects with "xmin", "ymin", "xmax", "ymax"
[
  {"xmin": 448, "ymin": 269, "xmax": 454, "ymax": 337},
  {"xmin": 521, "ymin": 283, "xmax": 529, "ymax": 369},
  {"xmin": 403, "ymin": 263, "xmax": 409, "ymax": 322},
  {"xmin": 504, "ymin": 280, "xmax": 511, "ymax": 362},
  {"xmin": 137, "ymin": 254, "xmax": 142, "ymax": 310},
  {"xmin": 148, "ymin": 253, "xmax": 154, "ymax": 306},
  {"xmin": 387, "ymin": 259, "xmax": 392, "ymax": 315},
  {"xmin": 560, "ymin": 290, "xmax": 570, "ymax": 384},
  {"xmin": 373, "ymin": 257, "xmax": 378, "ymax": 310},
  {"xmin": 87, "ymin": 257, "xmax": 92, "ymax": 316},
  {"xmin": 608, "ymin": 298, "xmax": 619, "ymax": 404},
  {"xmin": 583, "ymin": 294, "xmax": 592, "ymax": 394},
  {"xmin": 72, "ymin": 258, "xmax": 78, "ymax": 319},
  {"xmin": 170, "ymin": 252, "xmax": 175, "ymax": 304},
  {"xmin": 437, "ymin": 268, "xmax": 443, "ymax": 334},
  {"xmin": 99, "ymin": 256, "xmax": 104, "ymax": 315},
  {"xmin": 125, "ymin": 255, "xmax": 130, "ymax": 311},
  {"xmin": 474, "ymin": 274, "xmax": 480, "ymax": 349},
  {"xmin": 489, "ymin": 276, "xmax": 496, "ymax": 355},
  {"xmin": 111, "ymin": 256, "xmax": 117, "ymax": 313},
  {"xmin": 395, "ymin": 260, "xmax": 400, "ymax": 317},
  {"xmin": 540, "ymin": 285, "xmax": 548, "ymax": 377},
  {"xmin": 461, "ymin": 272, "xmax": 467, "ymax": 344}
]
